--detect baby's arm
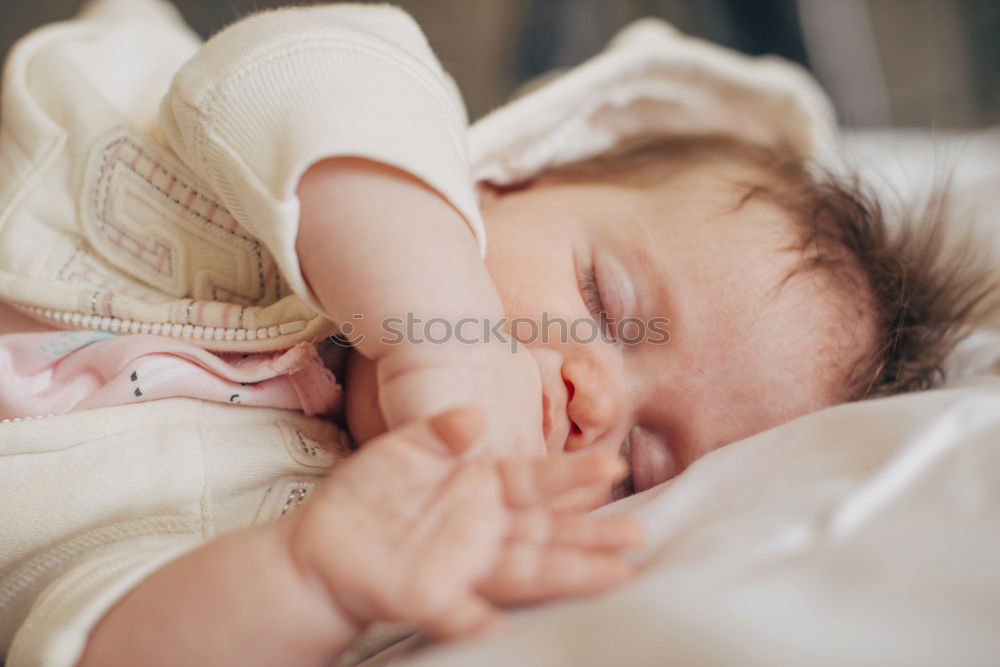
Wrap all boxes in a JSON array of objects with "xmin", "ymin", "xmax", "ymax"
[
  {"xmin": 161, "ymin": 5, "xmax": 545, "ymax": 456},
  {"xmin": 76, "ymin": 517, "xmax": 355, "ymax": 667},
  {"xmin": 296, "ymin": 158, "xmax": 544, "ymax": 455},
  {"xmin": 76, "ymin": 408, "xmax": 642, "ymax": 667}
]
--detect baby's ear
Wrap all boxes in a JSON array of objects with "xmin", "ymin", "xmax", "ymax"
[
  {"xmin": 476, "ymin": 180, "xmax": 534, "ymax": 207},
  {"xmin": 476, "ymin": 182, "xmax": 501, "ymax": 207}
]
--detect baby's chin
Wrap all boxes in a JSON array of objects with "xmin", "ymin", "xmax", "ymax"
[{"xmin": 342, "ymin": 350, "xmax": 388, "ymax": 447}]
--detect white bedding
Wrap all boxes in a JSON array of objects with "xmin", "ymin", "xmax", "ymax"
[{"xmin": 387, "ymin": 130, "xmax": 1000, "ymax": 666}]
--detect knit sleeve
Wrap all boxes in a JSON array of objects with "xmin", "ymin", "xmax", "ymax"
[
  {"xmin": 5, "ymin": 538, "xmax": 200, "ymax": 667},
  {"xmin": 159, "ymin": 5, "xmax": 486, "ymax": 314}
]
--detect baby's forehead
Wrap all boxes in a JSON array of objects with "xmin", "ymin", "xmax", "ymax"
[
  {"xmin": 627, "ymin": 176, "xmax": 874, "ymax": 401},
  {"xmin": 633, "ymin": 165, "xmax": 806, "ymax": 262}
]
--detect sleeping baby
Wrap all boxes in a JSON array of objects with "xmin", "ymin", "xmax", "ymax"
[{"xmin": 0, "ymin": 1, "xmax": 988, "ymax": 666}]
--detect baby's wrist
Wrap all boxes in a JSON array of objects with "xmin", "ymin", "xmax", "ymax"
[
  {"xmin": 372, "ymin": 336, "xmax": 543, "ymax": 458},
  {"xmin": 271, "ymin": 515, "xmax": 371, "ymax": 638},
  {"xmin": 374, "ymin": 344, "xmax": 488, "ymax": 423},
  {"xmin": 377, "ymin": 334, "xmax": 511, "ymax": 368},
  {"xmin": 375, "ymin": 338, "xmax": 522, "ymax": 404}
]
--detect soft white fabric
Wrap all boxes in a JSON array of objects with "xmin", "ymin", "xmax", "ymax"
[
  {"xmin": 468, "ymin": 17, "xmax": 836, "ymax": 187},
  {"xmin": 159, "ymin": 4, "xmax": 485, "ymax": 309},
  {"xmin": 1, "ymin": 399, "xmax": 347, "ymax": 667},
  {"xmin": 394, "ymin": 378, "xmax": 1000, "ymax": 667},
  {"xmin": 0, "ymin": 0, "xmax": 482, "ymax": 353},
  {"xmin": 839, "ymin": 126, "xmax": 1000, "ymax": 378}
]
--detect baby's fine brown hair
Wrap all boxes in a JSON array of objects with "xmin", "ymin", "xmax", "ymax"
[{"xmin": 542, "ymin": 135, "xmax": 998, "ymax": 401}]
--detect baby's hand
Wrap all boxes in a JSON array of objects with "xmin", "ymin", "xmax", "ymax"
[
  {"xmin": 296, "ymin": 157, "xmax": 545, "ymax": 458},
  {"xmin": 287, "ymin": 406, "xmax": 644, "ymax": 637},
  {"xmin": 374, "ymin": 338, "xmax": 547, "ymax": 458}
]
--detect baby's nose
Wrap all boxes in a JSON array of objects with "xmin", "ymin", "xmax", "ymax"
[{"xmin": 564, "ymin": 375, "xmax": 620, "ymax": 451}]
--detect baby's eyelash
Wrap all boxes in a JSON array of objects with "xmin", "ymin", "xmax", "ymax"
[
  {"xmin": 580, "ymin": 264, "xmax": 616, "ymax": 341},
  {"xmin": 581, "ymin": 265, "xmax": 605, "ymax": 319}
]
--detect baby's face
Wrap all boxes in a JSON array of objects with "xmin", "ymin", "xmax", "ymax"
[{"xmin": 481, "ymin": 161, "xmax": 874, "ymax": 502}]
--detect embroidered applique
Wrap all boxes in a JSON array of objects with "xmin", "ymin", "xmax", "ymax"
[
  {"xmin": 82, "ymin": 129, "xmax": 284, "ymax": 310},
  {"xmin": 56, "ymin": 243, "xmax": 170, "ymax": 316},
  {"xmin": 277, "ymin": 421, "xmax": 347, "ymax": 468},
  {"xmin": 254, "ymin": 477, "xmax": 321, "ymax": 522},
  {"xmin": 280, "ymin": 485, "xmax": 310, "ymax": 517}
]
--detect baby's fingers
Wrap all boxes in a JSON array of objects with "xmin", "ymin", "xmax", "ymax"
[
  {"xmin": 507, "ymin": 511, "xmax": 645, "ymax": 550},
  {"xmin": 477, "ymin": 543, "xmax": 635, "ymax": 607},
  {"xmin": 421, "ymin": 594, "xmax": 506, "ymax": 639},
  {"xmin": 498, "ymin": 452, "xmax": 627, "ymax": 507}
]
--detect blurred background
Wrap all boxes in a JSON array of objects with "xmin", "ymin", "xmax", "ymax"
[{"xmin": 1, "ymin": 0, "xmax": 997, "ymax": 127}]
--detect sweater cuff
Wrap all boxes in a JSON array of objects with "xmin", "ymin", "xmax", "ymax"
[{"xmin": 6, "ymin": 537, "xmax": 199, "ymax": 667}]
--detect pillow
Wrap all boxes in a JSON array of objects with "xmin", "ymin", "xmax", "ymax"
[{"xmin": 840, "ymin": 127, "xmax": 1000, "ymax": 379}]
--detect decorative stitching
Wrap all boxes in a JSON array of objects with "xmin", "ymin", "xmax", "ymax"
[
  {"xmin": 92, "ymin": 141, "xmax": 175, "ymax": 279},
  {"xmin": 55, "ymin": 242, "xmax": 165, "ymax": 304},
  {"xmin": 279, "ymin": 485, "xmax": 310, "ymax": 517},
  {"xmin": 293, "ymin": 430, "xmax": 320, "ymax": 458},
  {"xmin": 276, "ymin": 421, "xmax": 347, "ymax": 469},
  {"xmin": 90, "ymin": 132, "xmax": 273, "ymax": 305}
]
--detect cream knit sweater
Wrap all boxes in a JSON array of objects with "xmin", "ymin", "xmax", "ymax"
[
  {"xmin": 0, "ymin": 1, "xmax": 481, "ymax": 664},
  {"xmin": 0, "ymin": 0, "xmax": 484, "ymax": 352}
]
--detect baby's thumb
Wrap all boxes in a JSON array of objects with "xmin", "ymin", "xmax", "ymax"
[{"xmin": 428, "ymin": 406, "xmax": 486, "ymax": 455}]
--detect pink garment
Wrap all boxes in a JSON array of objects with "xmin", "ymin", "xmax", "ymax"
[{"xmin": 0, "ymin": 329, "xmax": 343, "ymax": 421}]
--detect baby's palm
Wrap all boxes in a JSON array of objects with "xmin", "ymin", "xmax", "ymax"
[{"xmin": 289, "ymin": 407, "xmax": 642, "ymax": 637}]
